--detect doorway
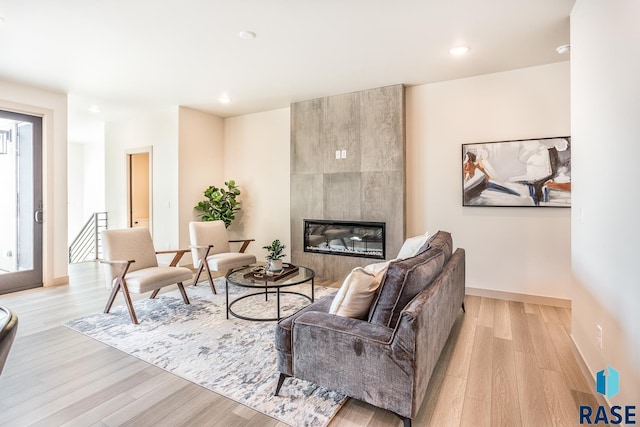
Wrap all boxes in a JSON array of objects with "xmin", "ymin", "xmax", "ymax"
[
  {"xmin": 0, "ymin": 110, "xmax": 43, "ymax": 294},
  {"xmin": 126, "ymin": 147, "xmax": 152, "ymax": 233}
]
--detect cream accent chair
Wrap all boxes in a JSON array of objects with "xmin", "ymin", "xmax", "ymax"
[
  {"xmin": 101, "ymin": 228, "xmax": 193, "ymax": 324},
  {"xmin": 189, "ymin": 220, "xmax": 256, "ymax": 294}
]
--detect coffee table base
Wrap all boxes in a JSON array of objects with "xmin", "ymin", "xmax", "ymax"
[{"xmin": 225, "ymin": 279, "xmax": 315, "ymax": 321}]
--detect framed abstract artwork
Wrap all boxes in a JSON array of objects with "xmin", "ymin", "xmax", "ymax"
[{"xmin": 462, "ymin": 136, "xmax": 571, "ymax": 207}]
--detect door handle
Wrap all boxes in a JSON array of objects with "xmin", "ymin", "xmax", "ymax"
[{"xmin": 34, "ymin": 209, "xmax": 43, "ymax": 224}]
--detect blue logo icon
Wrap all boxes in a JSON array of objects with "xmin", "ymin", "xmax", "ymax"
[{"xmin": 596, "ymin": 366, "xmax": 620, "ymax": 399}]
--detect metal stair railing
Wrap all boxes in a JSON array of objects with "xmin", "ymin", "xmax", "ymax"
[{"xmin": 68, "ymin": 212, "xmax": 108, "ymax": 264}]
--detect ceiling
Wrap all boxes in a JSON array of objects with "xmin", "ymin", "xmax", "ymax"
[{"xmin": 0, "ymin": 0, "xmax": 574, "ymax": 142}]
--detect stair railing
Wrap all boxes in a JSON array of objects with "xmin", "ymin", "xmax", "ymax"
[{"xmin": 68, "ymin": 212, "xmax": 108, "ymax": 264}]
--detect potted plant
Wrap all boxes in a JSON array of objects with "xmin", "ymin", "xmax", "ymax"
[
  {"xmin": 194, "ymin": 180, "xmax": 241, "ymax": 228},
  {"xmin": 263, "ymin": 239, "xmax": 286, "ymax": 273}
]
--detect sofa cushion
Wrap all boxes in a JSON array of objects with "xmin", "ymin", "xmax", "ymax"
[
  {"xmin": 396, "ymin": 233, "xmax": 430, "ymax": 259},
  {"xmin": 275, "ymin": 293, "xmax": 335, "ymax": 355},
  {"xmin": 329, "ymin": 267, "xmax": 381, "ymax": 319},
  {"xmin": 424, "ymin": 230, "xmax": 453, "ymax": 263},
  {"xmin": 368, "ymin": 248, "xmax": 445, "ymax": 328}
]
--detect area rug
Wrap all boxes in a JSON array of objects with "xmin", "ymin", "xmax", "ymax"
[{"xmin": 63, "ymin": 280, "xmax": 345, "ymax": 427}]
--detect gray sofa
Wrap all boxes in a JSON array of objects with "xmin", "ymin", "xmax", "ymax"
[{"xmin": 274, "ymin": 231, "xmax": 465, "ymax": 427}]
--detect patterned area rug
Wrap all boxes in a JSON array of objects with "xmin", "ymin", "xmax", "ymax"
[{"xmin": 64, "ymin": 280, "xmax": 345, "ymax": 427}]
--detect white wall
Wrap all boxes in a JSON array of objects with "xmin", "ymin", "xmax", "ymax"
[
  {"xmin": 178, "ymin": 107, "xmax": 224, "ymax": 253},
  {"xmin": 68, "ymin": 121, "xmax": 105, "ymax": 244},
  {"xmin": 82, "ymin": 140, "xmax": 105, "ymax": 219},
  {"xmin": 223, "ymin": 108, "xmax": 291, "ymax": 263},
  {"xmin": 0, "ymin": 80, "xmax": 68, "ymax": 285},
  {"xmin": 406, "ymin": 62, "xmax": 572, "ymax": 300},
  {"xmin": 67, "ymin": 142, "xmax": 85, "ymax": 241},
  {"xmin": 571, "ymin": 0, "xmax": 640, "ymax": 405},
  {"xmin": 105, "ymin": 108, "xmax": 179, "ymax": 251}
]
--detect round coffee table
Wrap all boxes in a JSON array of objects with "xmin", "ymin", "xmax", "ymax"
[{"xmin": 225, "ymin": 264, "xmax": 315, "ymax": 321}]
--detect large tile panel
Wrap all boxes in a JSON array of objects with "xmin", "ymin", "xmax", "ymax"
[
  {"xmin": 322, "ymin": 92, "xmax": 361, "ymax": 174},
  {"xmin": 323, "ymin": 173, "xmax": 361, "ymax": 221},
  {"xmin": 361, "ymin": 171, "xmax": 405, "ymax": 258},
  {"xmin": 360, "ymin": 85, "xmax": 405, "ymax": 172},
  {"xmin": 290, "ymin": 173, "xmax": 324, "ymax": 253},
  {"xmin": 291, "ymin": 98, "xmax": 324, "ymax": 175}
]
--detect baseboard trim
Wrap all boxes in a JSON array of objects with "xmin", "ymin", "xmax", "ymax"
[
  {"xmin": 45, "ymin": 275, "xmax": 70, "ymax": 287},
  {"xmin": 570, "ymin": 334, "xmax": 610, "ymax": 409},
  {"xmin": 465, "ymin": 286, "xmax": 571, "ymax": 308}
]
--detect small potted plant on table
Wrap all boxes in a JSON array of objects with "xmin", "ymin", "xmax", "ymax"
[{"xmin": 263, "ymin": 239, "xmax": 286, "ymax": 274}]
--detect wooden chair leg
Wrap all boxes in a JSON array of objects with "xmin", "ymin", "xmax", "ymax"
[
  {"xmin": 205, "ymin": 262, "xmax": 216, "ymax": 294},
  {"xmin": 150, "ymin": 289, "xmax": 160, "ymax": 299},
  {"xmin": 119, "ymin": 279, "xmax": 138, "ymax": 324},
  {"xmin": 104, "ymin": 280, "xmax": 122, "ymax": 314},
  {"xmin": 193, "ymin": 262, "xmax": 205, "ymax": 286},
  {"xmin": 177, "ymin": 283, "xmax": 190, "ymax": 304},
  {"xmin": 462, "ymin": 302, "xmax": 466, "ymax": 313}
]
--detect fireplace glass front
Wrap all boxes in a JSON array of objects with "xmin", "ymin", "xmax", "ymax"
[{"xmin": 304, "ymin": 220, "xmax": 385, "ymax": 260}]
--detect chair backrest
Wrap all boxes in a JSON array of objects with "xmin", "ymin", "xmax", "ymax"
[
  {"xmin": 0, "ymin": 306, "xmax": 18, "ymax": 375},
  {"xmin": 189, "ymin": 220, "xmax": 231, "ymax": 266},
  {"xmin": 101, "ymin": 228, "xmax": 158, "ymax": 288}
]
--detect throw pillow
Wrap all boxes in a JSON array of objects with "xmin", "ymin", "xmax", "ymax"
[
  {"xmin": 363, "ymin": 259, "xmax": 394, "ymax": 283},
  {"xmin": 329, "ymin": 267, "xmax": 380, "ymax": 319},
  {"xmin": 396, "ymin": 233, "xmax": 430, "ymax": 259},
  {"xmin": 425, "ymin": 230, "xmax": 453, "ymax": 263},
  {"xmin": 368, "ymin": 248, "xmax": 445, "ymax": 328}
]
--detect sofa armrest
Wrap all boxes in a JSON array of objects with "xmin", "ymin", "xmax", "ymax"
[
  {"xmin": 294, "ymin": 311, "xmax": 394, "ymax": 344},
  {"xmin": 292, "ymin": 311, "xmax": 414, "ymax": 417}
]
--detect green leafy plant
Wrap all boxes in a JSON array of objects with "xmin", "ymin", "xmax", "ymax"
[
  {"xmin": 263, "ymin": 239, "xmax": 286, "ymax": 261},
  {"xmin": 194, "ymin": 180, "xmax": 241, "ymax": 228}
]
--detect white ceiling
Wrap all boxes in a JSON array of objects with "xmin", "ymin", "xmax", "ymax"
[{"xmin": 0, "ymin": 0, "xmax": 574, "ymax": 141}]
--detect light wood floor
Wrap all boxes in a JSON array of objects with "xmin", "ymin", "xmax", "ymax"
[{"xmin": 0, "ymin": 262, "xmax": 598, "ymax": 427}]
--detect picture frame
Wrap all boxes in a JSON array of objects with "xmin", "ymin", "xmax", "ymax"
[{"xmin": 462, "ymin": 136, "xmax": 571, "ymax": 207}]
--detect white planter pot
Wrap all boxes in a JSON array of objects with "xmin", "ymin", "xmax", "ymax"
[{"xmin": 268, "ymin": 259, "xmax": 283, "ymax": 273}]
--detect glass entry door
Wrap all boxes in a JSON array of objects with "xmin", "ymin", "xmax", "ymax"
[{"xmin": 0, "ymin": 110, "xmax": 43, "ymax": 294}]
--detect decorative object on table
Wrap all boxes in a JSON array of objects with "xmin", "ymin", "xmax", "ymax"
[
  {"xmin": 263, "ymin": 239, "xmax": 286, "ymax": 273},
  {"xmin": 462, "ymin": 136, "xmax": 571, "ymax": 207},
  {"xmin": 243, "ymin": 263, "xmax": 300, "ymax": 282},
  {"xmin": 63, "ymin": 282, "xmax": 344, "ymax": 427},
  {"xmin": 194, "ymin": 179, "xmax": 242, "ymax": 227}
]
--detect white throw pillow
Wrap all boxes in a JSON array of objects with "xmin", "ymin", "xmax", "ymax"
[
  {"xmin": 364, "ymin": 259, "xmax": 394, "ymax": 283},
  {"xmin": 396, "ymin": 233, "xmax": 429, "ymax": 259},
  {"xmin": 329, "ymin": 267, "xmax": 380, "ymax": 318}
]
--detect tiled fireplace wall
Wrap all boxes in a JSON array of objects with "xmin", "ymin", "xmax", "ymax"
[{"xmin": 290, "ymin": 85, "xmax": 406, "ymax": 280}]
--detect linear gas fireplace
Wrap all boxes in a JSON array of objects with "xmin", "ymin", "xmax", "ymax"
[{"xmin": 304, "ymin": 219, "xmax": 385, "ymax": 260}]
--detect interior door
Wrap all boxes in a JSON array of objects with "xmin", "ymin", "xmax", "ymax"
[
  {"xmin": 127, "ymin": 150, "xmax": 151, "ymax": 231},
  {"xmin": 0, "ymin": 110, "xmax": 43, "ymax": 294}
]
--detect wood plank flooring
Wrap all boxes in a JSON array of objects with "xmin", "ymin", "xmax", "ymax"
[{"xmin": 0, "ymin": 262, "xmax": 596, "ymax": 426}]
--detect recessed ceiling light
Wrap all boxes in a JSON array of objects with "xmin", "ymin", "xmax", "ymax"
[
  {"xmin": 238, "ymin": 31, "xmax": 256, "ymax": 40},
  {"xmin": 219, "ymin": 96, "xmax": 231, "ymax": 104},
  {"xmin": 449, "ymin": 46, "xmax": 470, "ymax": 56},
  {"xmin": 556, "ymin": 44, "xmax": 570, "ymax": 54},
  {"xmin": 88, "ymin": 105, "xmax": 101, "ymax": 113}
]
